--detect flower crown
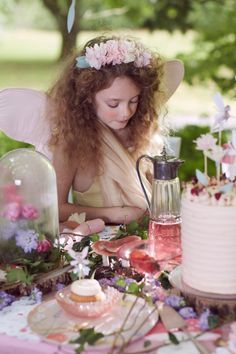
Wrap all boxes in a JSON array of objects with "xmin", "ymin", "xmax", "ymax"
[{"xmin": 76, "ymin": 39, "xmax": 152, "ymax": 70}]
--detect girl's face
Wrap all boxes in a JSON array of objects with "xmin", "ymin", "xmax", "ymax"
[{"xmin": 94, "ymin": 76, "xmax": 140, "ymax": 131}]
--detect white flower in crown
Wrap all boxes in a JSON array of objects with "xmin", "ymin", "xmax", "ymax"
[
  {"xmin": 119, "ymin": 40, "xmax": 136, "ymax": 63},
  {"xmin": 135, "ymin": 44, "xmax": 152, "ymax": 67},
  {"xmin": 194, "ymin": 133, "xmax": 217, "ymax": 151}
]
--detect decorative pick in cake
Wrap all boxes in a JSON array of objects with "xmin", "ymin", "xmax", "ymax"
[
  {"xmin": 184, "ymin": 92, "xmax": 236, "ymax": 205},
  {"xmin": 194, "ymin": 92, "xmax": 236, "ymax": 180},
  {"xmin": 194, "ymin": 134, "xmax": 217, "ymax": 176},
  {"xmin": 211, "ymin": 92, "xmax": 232, "ymax": 134}
]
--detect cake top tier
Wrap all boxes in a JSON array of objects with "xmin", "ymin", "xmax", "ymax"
[{"xmin": 183, "ymin": 175, "xmax": 236, "ymax": 206}]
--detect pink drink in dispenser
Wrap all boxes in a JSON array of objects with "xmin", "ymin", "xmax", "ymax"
[{"xmin": 136, "ymin": 147, "xmax": 184, "ymax": 269}]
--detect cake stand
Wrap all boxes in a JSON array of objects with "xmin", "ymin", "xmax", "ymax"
[{"xmin": 169, "ymin": 265, "xmax": 236, "ymax": 317}]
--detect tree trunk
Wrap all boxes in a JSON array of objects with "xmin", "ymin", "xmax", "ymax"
[{"xmin": 40, "ymin": 0, "xmax": 80, "ymax": 61}]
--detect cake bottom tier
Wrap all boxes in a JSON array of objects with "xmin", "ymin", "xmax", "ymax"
[{"xmin": 181, "ymin": 198, "xmax": 236, "ymax": 295}]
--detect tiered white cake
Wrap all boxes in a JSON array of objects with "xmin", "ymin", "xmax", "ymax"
[{"xmin": 181, "ymin": 180, "xmax": 236, "ymax": 295}]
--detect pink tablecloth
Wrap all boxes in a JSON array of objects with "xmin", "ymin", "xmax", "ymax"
[
  {"xmin": 0, "ymin": 290, "xmax": 229, "ymax": 354},
  {"xmin": 0, "ymin": 318, "xmax": 223, "ymax": 354}
]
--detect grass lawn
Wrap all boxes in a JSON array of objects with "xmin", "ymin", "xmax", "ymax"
[{"xmin": 0, "ymin": 28, "xmax": 235, "ymax": 117}]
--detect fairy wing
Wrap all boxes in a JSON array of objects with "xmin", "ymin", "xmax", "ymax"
[{"xmin": 0, "ymin": 88, "xmax": 52, "ymax": 159}]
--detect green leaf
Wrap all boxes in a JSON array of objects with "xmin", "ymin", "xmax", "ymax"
[
  {"xmin": 139, "ymin": 214, "xmax": 150, "ymax": 228},
  {"xmin": 6, "ymin": 268, "xmax": 33, "ymax": 285},
  {"xmin": 113, "ymin": 226, "xmax": 128, "ymax": 239},
  {"xmin": 48, "ymin": 247, "xmax": 61, "ymax": 262},
  {"xmin": 75, "ymin": 345, "xmax": 84, "ymax": 354},
  {"xmin": 138, "ymin": 230, "xmax": 148, "ymax": 240},
  {"xmin": 90, "ymin": 234, "xmax": 100, "ymax": 242},
  {"xmin": 208, "ymin": 314, "xmax": 220, "ymax": 329},
  {"xmin": 116, "ymin": 278, "xmax": 126, "ymax": 287},
  {"xmin": 144, "ymin": 339, "xmax": 152, "ymax": 348},
  {"xmin": 29, "ymin": 260, "xmax": 42, "ymax": 268},
  {"xmin": 71, "ymin": 328, "xmax": 104, "ymax": 353},
  {"xmin": 127, "ymin": 282, "xmax": 141, "ymax": 294},
  {"xmin": 168, "ymin": 332, "xmax": 179, "ymax": 345},
  {"xmin": 73, "ymin": 236, "xmax": 91, "ymax": 252},
  {"xmin": 70, "ymin": 272, "xmax": 78, "ymax": 281},
  {"xmin": 126, "ymin": 220, "xmax": 139, "ymax": 234},
  {"xmin": 64, "ymin": 251, "xmax": 72, "ymax": 262},
  {"xmin": 158, "ymin": 271, "xmax": 172, "ymax": 290}
]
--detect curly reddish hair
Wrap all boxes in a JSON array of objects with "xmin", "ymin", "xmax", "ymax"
[{"xmin": 47, "ymin": 35, "xmax": 166, "ymax": 168}]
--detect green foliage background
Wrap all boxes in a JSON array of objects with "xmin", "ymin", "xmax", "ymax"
[
  {"xmin": 0, "ymin": 0, "xmax": 235, "ymax": 94},
  {"xmin": 180, "ymin": 0, "xmax": 236, "ymax": 97},
  {"xmin": 177, "ymin": 125, "xmax": 228, "ymax": 182}
]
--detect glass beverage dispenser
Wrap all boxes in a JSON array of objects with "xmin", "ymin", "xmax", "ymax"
[{"xmin": 136, "ymin": 147, "xmax": 184, "ymax": 268}]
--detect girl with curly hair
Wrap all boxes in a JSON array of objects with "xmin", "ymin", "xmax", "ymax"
[{"xmin": 0, "ymin": 35, "xmax": 184, "ymax": 225}]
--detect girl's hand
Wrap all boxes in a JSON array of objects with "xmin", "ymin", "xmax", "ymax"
[{"xmin": 108, "ymin": 206, "xmax": 146, "ymax": 224}]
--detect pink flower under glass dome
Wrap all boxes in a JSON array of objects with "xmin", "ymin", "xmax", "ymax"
[{"xmin": 0, "ymin": 149, "xmax": 59, "ymax": 265}]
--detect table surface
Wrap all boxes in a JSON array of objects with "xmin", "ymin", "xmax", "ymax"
[
  {"xmin": 0, "ymin": 227, "xmax": 234, "ymax": 354},
  {"xmin": 0, "ymin": 287, "xmax": 230, "ymax": 354}
]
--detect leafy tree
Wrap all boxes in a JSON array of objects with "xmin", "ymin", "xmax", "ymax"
[
  {"xmin": 39, "ymin": 0, "xmax": 236, "ymax": 96},
  {"xmin": 178, "ymin": 0, "xmax": 236, "ymax": 97}
]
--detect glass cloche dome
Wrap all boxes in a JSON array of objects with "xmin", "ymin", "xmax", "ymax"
[{"xmin": 0, "ymin": 149, "xmax": 59, "ymax": 265}]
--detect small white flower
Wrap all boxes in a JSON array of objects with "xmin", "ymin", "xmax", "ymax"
[
  {"xmin": 194, "ymin": 134, "xmax": 217, "ymax": 151},
  {"xmin": 68, "ymin": 246, "xmax": 90, "ymax": 278}
]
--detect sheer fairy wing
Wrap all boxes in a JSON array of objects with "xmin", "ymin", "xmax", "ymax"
[{"xmin": 0, "ymin": 88, "xmax": 52, "ymax": 159}]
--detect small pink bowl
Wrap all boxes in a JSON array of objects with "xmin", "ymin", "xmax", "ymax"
[{"xmin": 55, "ymin": 286, "xmax": 122, "ymax": 318}]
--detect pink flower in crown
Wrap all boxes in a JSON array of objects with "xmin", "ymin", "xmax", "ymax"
[
  {"xmin": 37, "ymin": 238, "xmax": 51, "ymax": 253},
  {"xmin": 135, "ymin": 50, "xmax": 152, "ymax": 67},
  {"xmin": 104, "ymin": 40, "xmax": 123, "ymax": 65},
  {"xmin": 84, "ymin": 39, "xmax": 152, "ymax": 69},
  {"xmin": 134, "ymin": 44, "xmax": 152, "ymax": 67},
  {"xmin": 85, "ymin": 43, "xmax": 106, "ymax": 70},
  {"xmin": 98, "ymin": 42, "xmax": 109, "ymax": 66},
  {"xmin": 2, "ymin": 202, "xmax": 21, "ymax": 221},
  {"xmin": 21, "ymin": 204, "xmax": 39, "ymax": 220},
  {"xmin": 194, "ymin": 133, "xmax": 217, "ymax": 151}
]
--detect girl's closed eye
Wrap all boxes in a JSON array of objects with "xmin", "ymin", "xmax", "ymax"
[
  {"xmin": 130, "ymin": 98, "xmax": 139, "ymax": 104},
  {"xmin": 107, "ymin": 103, "xmax": 118, "ymax": 108},
  {"xmin": 106, "ymin": 95, "xmax": 139, "ymax": 108}
]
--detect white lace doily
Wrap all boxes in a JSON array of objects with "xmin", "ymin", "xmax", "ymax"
[{"xmin": 0, "ymin": 297, "xmax": 40, "ymax": 341}]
